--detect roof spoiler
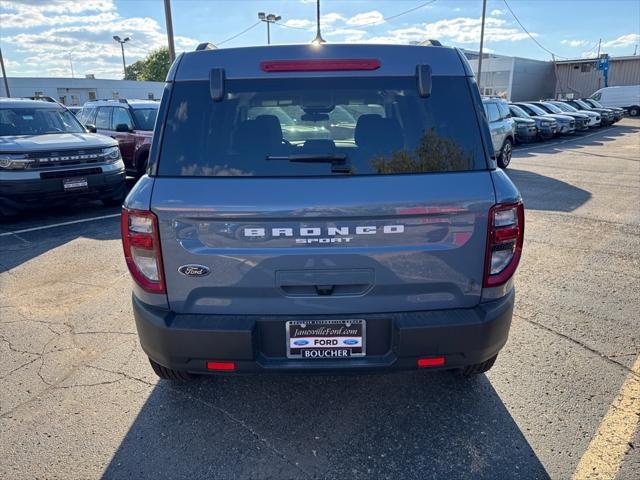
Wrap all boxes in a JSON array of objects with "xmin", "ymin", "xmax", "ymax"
[
  {"xmin": 416, "ymin": 64, "xmax": 432, "ymax": 98},
  {"xmin": 209, "ymin": 68, "xmax": 225, "ymax": 102}
]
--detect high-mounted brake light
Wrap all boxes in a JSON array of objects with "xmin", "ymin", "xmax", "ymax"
[
  {"xmin": 121, "ymin": 208, "xmax": 166, "ymax": 293},
  {"xmin": 260, "ymin": 59, "xmax": 381, "ymax": 72},
  {"xmin": 483, "ymin": 202, "xmax": 525, "ymax": 287}
]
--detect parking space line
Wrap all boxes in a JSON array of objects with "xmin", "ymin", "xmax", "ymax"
[
  {"xmin": 572, "ymin": 355, "xmax": 640, "ymax": 479},
  {"xmin": 0, "ymin": 213, "xmax": 120, "ymax": 237}
]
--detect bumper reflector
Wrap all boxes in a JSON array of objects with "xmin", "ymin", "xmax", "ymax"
[
  {"xmin": 206, "ymin": 361, "xmax": 236, "ymax": 371},
  {"xmin": 417, "ymin": 357, "xmax": 445, "ymax": 368}
]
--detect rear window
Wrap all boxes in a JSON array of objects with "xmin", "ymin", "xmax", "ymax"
[
  {"xmin": 158, "ymin": 76, "xmax": 485, "ymax": 177},
  {"xmin": 132, "ymin": 108, "xmax": 158, "ymax": 130}
]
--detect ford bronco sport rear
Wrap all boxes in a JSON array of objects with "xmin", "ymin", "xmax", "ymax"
[{"xmin": 122, "ymin": 44, "xmax": 524, "ymax": 380}]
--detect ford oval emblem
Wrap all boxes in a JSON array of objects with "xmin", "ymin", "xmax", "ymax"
[
  {"xmin": 343, "ymin": 339, "xmax": 359, "ymax": 346},
  {"xmin": 178, "ymin": 264, "xmax": 211, "ymax": 277},
  {"xmin": 293, "ymin": 339, "xmax": 309, "ymax": 346}
]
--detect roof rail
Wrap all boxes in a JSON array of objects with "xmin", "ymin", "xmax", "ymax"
[
  {"xmin": 196, "ymin": 42, "xmax": 216, "ymax": 51},
  {"xmin": 24, "ymin": 95, "xmax": 58, "ymax": 103},
  {"xmin": 90, "ymin": 98, "xmax": 129, "ymax": 104},
  {"xmin": 420, "ymin": 39, "xmax": 442, "ymax": 47}
]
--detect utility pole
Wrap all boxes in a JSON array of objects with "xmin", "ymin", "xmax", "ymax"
[
  {"xmin": 164, "ymin": 0, "xmax": 176, "ymax": 62},
  {"xmin": 258, "ymin": 12, "xmax": 281, "ymax": 45},
  {"xmin": 476, "ymin": 0, "xmax": 488, "ymax": 91},
  {"xmin": 113, "ymin": 36, "xmax": 130, "ymax": 78},
  {"xmin": 68, "ymin": 52, "xmax": 74, "ymax": 79},
  {"xmin": 312, "ymin": 0, "xmax": 326, "ymax": 44},
  {"xmin": 0, "ymin": 48, "xmax": 10, "ymax": 97},
  {"xmin": 596, "ymin": 38, "xmax": 602, "ymax": 57}
]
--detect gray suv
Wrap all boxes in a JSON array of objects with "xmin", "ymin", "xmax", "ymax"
[
  {"xmin": 482, "ymin": 97, "xmax": 515, "ymax": 168},
  {"xmin": 122, "ymin": 43, "xmax": 524, "ymax": 381},
  {"xmin": 0, "ymin": 98, "xmax": 126, "ymax": 215}
]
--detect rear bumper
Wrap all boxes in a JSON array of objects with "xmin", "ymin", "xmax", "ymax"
[{"xmin": 133, "ymin": 290, "xmax": 515, "ymax": 374}]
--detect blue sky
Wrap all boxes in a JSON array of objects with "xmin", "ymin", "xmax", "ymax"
[{"xmin": 1, "ymin": 0, "xmax": 639, "ymax": 79}]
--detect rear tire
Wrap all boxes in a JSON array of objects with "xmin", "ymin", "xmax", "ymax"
[
  {"xmin": 628, "ymin": 106, "xmax": 639, "ymax": 117},
  {"xmin": 497, "ymin": 139, "xmax": 512, "ymax": 169},
  {"xmin": 149, "ymin": 358, "xmax": 194, "ymax": 381},
  {"xmin": 461, "ymin": 354, "xmax": 498, "ymax": 377},
  {"xmin": 136, "ymin": 153, "xmax": 149, "ymax": 178}
]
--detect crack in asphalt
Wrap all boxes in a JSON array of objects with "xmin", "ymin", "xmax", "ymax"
[{"xmin": 515, "ymin": 314, "xmax": 640, "ymax": 381}]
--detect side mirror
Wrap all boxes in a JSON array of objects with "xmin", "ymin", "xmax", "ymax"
[
  {"xmin": 85, "ymin": 124, "xmax": 97, "ymax": 133},
  {"xmin": 115, "ymin": 123, "xmax": 132, "ymax": 133},
  {"xmin": 416, "ymin": 64, "xmax": 432, "ymax": 98}
]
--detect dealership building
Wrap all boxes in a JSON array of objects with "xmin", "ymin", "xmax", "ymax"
[
  {"xmin": 0, "ymin": 76, "xmax": 165, "ymax": 105},
  {"xmin": 554, "ymin": 55, "xmax": 640, "ymax": 99}
]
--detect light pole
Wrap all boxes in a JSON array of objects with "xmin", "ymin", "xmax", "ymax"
[
  {"xmin": 258, "ymin": 12, "xmax": 281, "ymax": 45},
  {"xmin": 164, "ymin": 0, "xmax": 176, "ymax": 62},
  {"xmin": 312, "ymin": 0, "xmax": 326, "ymax": 45},
  {"xmin": 113, "ymin": 35, "xmax": 130, "ymax": 78},
  {"xmin": 476, "ymin": 0, "xmax": 487, "ymax": 92},
  {"xmin": 0, "ymin": 48, "xmax": 11, "ymax": 97}
]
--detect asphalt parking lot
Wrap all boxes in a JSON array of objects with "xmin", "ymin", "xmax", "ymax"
[{"xmin": 1, "ymin": 118, "xmax": 639, "ymax": 480}]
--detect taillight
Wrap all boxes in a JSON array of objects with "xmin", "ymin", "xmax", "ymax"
[
  {"xmin": 484, "ymin": 202, "xmax": 524, "ymax": 287},
  {"xmin": 121, "ymin": 208, "xmax": 166, "ymax": 293}
]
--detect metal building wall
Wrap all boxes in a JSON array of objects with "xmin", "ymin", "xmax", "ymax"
[
  {"xmin": 510, "ymin": 58, "xmax": 556, "ymax": 101},
  {"xmin": 555, "ymin": 57, "xmax": 640, "ymax": 98}
]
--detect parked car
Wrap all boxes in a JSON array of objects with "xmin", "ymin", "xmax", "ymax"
[
  {"xmin": 511, "ymin": 115, "xmax": 538, "ymax": 144},
  {"xmin": 482, "ymin": 97, "xmax": 516, "ymax": 168},
  {"xmin": 78, "ymin": 99, "xmax": 159, "ymax": 177},
  {"xmin": 509, "ymin": 104, "xmax": 558, "ymax": 139},
  {"xmin": 562, "ymin": 99, "xmax": 615, "ymax": 125},
  {"xmin": 529, "ymin": 101, "xmax": 590, "ymax": 131},
  {"xmin": 590, "ymin": 85, "xmax": 640, "ymax": 116},
  {"xmin": 515, "ymin": 102, "xmax": 575, "ymax": 135},
  {"xmin": 67, "ymin": 106, "xmax": 83, "ymax": 116},
  {"xmin": 581, "ymin": 98, "xmax": 624, "ymax": 121},
  {"xmin": 122, "ymin": 43, "xmax": 524, "ymax": 381},
  {"xmin": 547, "ymin": 100, "xmax": 601, "ymax": 128},
  {"xmin": 0, "ymin": 98, "xmax": 125, "ymax": 215}
]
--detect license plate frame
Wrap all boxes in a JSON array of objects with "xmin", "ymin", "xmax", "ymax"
[
  {"xmin": 63, "ymin": 177, "xmax": 88, "ymax": 191},
  {"xmin": 286, "ymin": 319, "xmax": 366, "ymax": 359}
]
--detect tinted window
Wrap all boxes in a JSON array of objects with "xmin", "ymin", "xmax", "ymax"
[
  {"xmin": 112, "ymin": 107, "xmax": 134, "ymax": 130},
  {"xmin": 132, "ymin": 108, "xmax": 158, "ymax": 130},
  {"xmin": 159, "ymin": 77, "xmax": 486, "ymax": 177},
  {"xmin": 592, "ymin": 92, "xmax": 601, "ymax": 101},
  {"xmin": 0, "ymin": 107, "xmax": 85, "ymax": 136},
  {"xmin": 517, "ymin": 104, "xmax": 536, "ymax": 116},
  {"xmin": 96, "ymin": 107, "xmax": 112, "ymax": 129},
  {"xmin": 486, "ymin": 103, "xmax": 500, "ymax": 122}
]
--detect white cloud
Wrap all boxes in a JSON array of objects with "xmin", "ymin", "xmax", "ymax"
[
  {"xmin": 283, "ymin": 18, "xmax": 313, "ymax": 29},
  {"xmin": 322, "ymin": 12, "xmax": 346, "ymax": 24},
  {"xmin": 360, "ymin": 17, "xmax": 532, "ymax": 45},
  {"xmin": 602, "ymin": 33, "xmax": 640, "ymax": 48},
  {"xmin": 1, "ymin": 1, "xmax": 198, "ymax": 78},
  {"xmin": 561, "ymin": 39, "xmax": 590, "ymax": 48},
  {"xmin": 346, "ymin": 11, "xmax": 384, "ymax": 26},
  {"xmin": 490, "ymin": 9, "xmax": 506, "ymax": 16}
]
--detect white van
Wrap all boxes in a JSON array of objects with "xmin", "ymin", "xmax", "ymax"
[{"xmin": 590, "ymin": 85, "xmax": 640, "ymax": 116}]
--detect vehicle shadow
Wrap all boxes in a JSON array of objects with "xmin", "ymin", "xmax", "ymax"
[
  {"xmin": 506, "ymin": 168, "xmax": 591, "ymax": 212},
  {"xmin": 102, "ymin": 372, "xmax": 549, "ymax": 479},
  {"xmin": 0, "ymin": 177, "xmax": 137, "ymax": 273},
  {"xmin": 513, "ymin": 121, "xmax": 640, "ymax": 159}
]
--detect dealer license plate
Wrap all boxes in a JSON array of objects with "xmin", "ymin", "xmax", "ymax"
[
  {"xmin": 286, "ymin": 319, "xmax": 366, "ymax": 359},
  {"xmin": 63, "ymin": 177, "xmax": 88, "ymax": 191}
]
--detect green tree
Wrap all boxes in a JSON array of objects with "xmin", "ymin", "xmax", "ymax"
[
  {"xmin": 123, "ymin": 47, "xmax": 170, "ymax": 82},
  {"xmin": 124, "ymin": 60, "xmax": 144, "ymax": 81},
  {"xmin": 140, "ymin": 47, "xmax": 170, "ymax": 81}
]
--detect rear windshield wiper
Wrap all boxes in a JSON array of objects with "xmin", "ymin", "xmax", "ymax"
[{"xmin": 266, "ymin": 154, "xmax": 352, "ymax": 173}]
